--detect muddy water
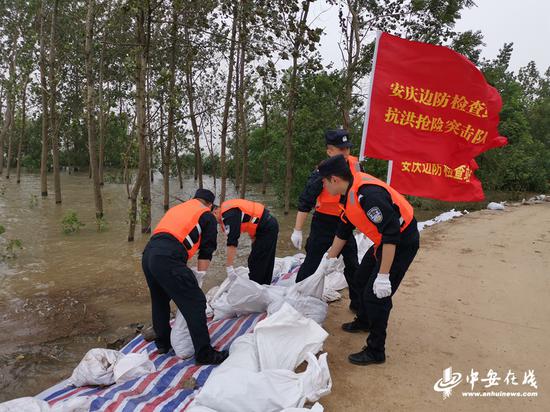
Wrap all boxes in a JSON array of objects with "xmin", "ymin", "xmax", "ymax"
[{"xmin": 0, "ymin": 172, "xmax": 298, "ymax": 401}]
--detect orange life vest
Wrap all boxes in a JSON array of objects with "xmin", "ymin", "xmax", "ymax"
[
  {"xmin": 343, "ymin": 172, "xmax": 414, "ymax": 247},
  {"xmin": 221, "ymin": 199, "xmax": 265, "ymax": 238},
  {"xmin": 152, "ymin": 198, "xmax": 209, "ymax": 259},
  {"xmin": 315, "ymin": 155, "xmax": 361, "ymax": 216}
]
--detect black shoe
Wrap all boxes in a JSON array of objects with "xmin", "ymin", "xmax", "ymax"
[
  {"xmin": 156, "ymin": 344, "xmax": 172, "ymax": 355},
  {"xmin": 348, "ymin": 347, "xmax": 385, "ymax": 366},
  {"xmin": 195, "ymin": 346, "xmax": 229, "ymax": 365},
  {"xmin": 341, "ymin": 318, "xmax": 370, "ymax": 333}
]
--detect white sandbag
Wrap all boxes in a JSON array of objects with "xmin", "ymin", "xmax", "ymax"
[
  {"xmin": 185, "ymin": 406, "xmax": 217, "ymax": 412},
  {"xmin": 487, "ymin": 201, "xmax": 505, "ymax": 210},
  {"xmin": 171, "ymin": 269, "xmax": 208, "ymax": 357},
  {"xmin": 0, "ymin": 397, "xmax": 50, "ymax": 412},
  {"xmin": 212, "ymin": 333, "xmax": 259, "ymax": 374},
  {"xmin": 288, "ymin": 267, "xmax": 325, "ymax": 300},
  {"xmin": 272, "ymin": 255, "xmax": 303, "ymax": 278},
  {"xmin": 226, "ymin": 276, "xmax": 270, "ymax": 316},
  {"xmin": 51, "ymin": 396, "xmax": 93, "ymax": 412},
  {"xmin": 113, "ymin": 353, "xmax": 156, "ymax": 383},
  {"xmin": 255, "ymin": 303, "xmax": 328, "ymax": 371},
  {"xmin": 281, "ymin": 403, "xmax": 324, "ymax": 412},
  {"xmin": 171, "ymin": 310, "xmax": 194, "ymax": 358},
  {"xmin": 68, "ymin": 348, "xmax": 124, "ymax": 387},
  {"xmin": 192, "ymin": 353, "xmax": 331, "ymax": 412},
  {"xmin": 267, "ymin": 295, "xmax": 328, "ymax": 325}
]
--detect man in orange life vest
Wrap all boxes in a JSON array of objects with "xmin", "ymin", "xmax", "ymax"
[
  {"xmin": 215, "ymin": 199, "xmax": 279, "ymax": 285},
  {"xmin": 142, "ymin": 188, "xmax": 228, "ymax": 365},
  {"xmin": 291, "ymin": 129, "xmax": 361, "ymax": 312},
  {"xmin": 319, "ymin": 155, "xmax": 420, "ymax": 366}
]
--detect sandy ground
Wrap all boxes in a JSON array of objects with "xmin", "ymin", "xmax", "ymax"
[{"xmin": 321, "ymin": 202, "xmax": 550, "ymax": 412}]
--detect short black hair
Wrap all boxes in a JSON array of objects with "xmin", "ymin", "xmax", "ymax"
[{"xmin": 318, "ymin": 154, "xmax": 353, "ymax": 181}]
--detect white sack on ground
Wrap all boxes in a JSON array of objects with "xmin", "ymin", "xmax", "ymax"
[
  {"xmin": 487, "ymin": 201, "xmax": 505, "ymax": 210},
  {"xmin": 281, "ymin": 403, "xmax": 324, "ymax": 412},
  {"xmin": 267, "ymin": 295, "xmax": 328, "ymax": 325},
  {"xmin": 68, "ymin": 348, "xmax": 124, "ymax": 387},
  {"xmin": 417, "ymin": 209, "xmax": 465, "ymax": 231},
  {"xmin": 255, "ymin": 303, "xmax": 328, "ymax": 371},
  {"xmin": 191, "ymin": 352, "xmax": 331, "ymax": 412},
  {"xmin": 0, "ymin": 397, "xmax": 51, "ymax": 412},
  {"xmin": 113, "ymin": 352, "xmax": 155, "ymax": 383},
  {"xmin": 171, "ymin": 269, "xmax": 208, "ymax": 358},
  {"xmin": 213, "ymin": 333, "xmax": 259, "ymax": 374}
]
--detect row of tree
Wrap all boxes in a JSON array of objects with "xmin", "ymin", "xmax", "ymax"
[{"xmin": 1, "ymin": 0, "xmax": 548, "ymax": 241}]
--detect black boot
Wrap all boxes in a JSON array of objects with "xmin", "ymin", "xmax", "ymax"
[
  {"xmin": 348, "ymin": 347, "xmax": 385, "ymax": 366},
  {"xmin": 341, "ymin": 317, "xmax": 370, "ymax": 333},
  {"xmin": 195, "ymin": 345, "xmax": 229, "ymax": 365},
  {"xmin": 155, "ymin": 340, "xmax": 172, "ymax": 355}
]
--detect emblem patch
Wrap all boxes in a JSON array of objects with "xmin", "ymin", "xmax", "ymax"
[{"xmin": 367, "ymin": 207, "xmax": 383, "ymax": 224}]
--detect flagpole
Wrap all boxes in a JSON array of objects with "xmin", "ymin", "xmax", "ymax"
[
  {"xmin": 359, "ymin": 31, "xmax": 382, "ymax": 162},
  {"xmin": 386, "ymin": 160, "xmax": 393, "ymax": 184}
]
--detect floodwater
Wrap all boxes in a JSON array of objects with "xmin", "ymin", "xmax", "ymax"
[{"xmin": 0, "ymin": 171, "xmax": 298, "ymax": 401}]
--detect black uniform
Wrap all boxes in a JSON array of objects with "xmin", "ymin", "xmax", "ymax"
[
  {"xmin": 141, "ymin": 212, "xmax": 217, "ymax": 354},
  {"xmin": 337, "ymin": 184, "xmax": 420, "ymax": 359},
  {"xmin": 222, "ymin": 208, "xmax": 279, "ymax": 285},
  {"xmin": 295, "ymin": 169, "xmax": 360, "ymax": 310}
]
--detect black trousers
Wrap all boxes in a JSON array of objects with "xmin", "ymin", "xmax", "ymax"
[
  {"xmin": 356, "ymin": 226, "xmax": 420, "ymax": 358},
  {"xmin": 141, "ymin": 234, "xmax": 210, "ymax": 354},
  {"xmin": 296, "ymin": 213, "xmax": 360, "ymax": 310},
  {"xmin": 248, "ymin": 214, "xmax": 279, "ymax": 285}
]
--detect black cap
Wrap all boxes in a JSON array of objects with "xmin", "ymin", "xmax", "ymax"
[
  {"xmin": 325, "ymin": 129, "xmax": 352, "ymax": 148},
  {"xmin": 318, "ymin": 154, "xmax": 349, "ymax": 178},
  {"xmin": 194, "ymin": 188, "xmax": 215, "ymax": 204}
]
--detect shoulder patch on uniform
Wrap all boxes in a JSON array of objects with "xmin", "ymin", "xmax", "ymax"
[{"xmin": 367, "ymin": 207, "xmax": 383, "ymax": 224}]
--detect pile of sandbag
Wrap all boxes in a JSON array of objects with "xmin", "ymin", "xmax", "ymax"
[{"xmin": 187, "ymin": 303, "xmax": 332, "ymax": 412}]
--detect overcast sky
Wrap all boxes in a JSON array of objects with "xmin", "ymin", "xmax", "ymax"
[{"xmin": 313, "ymin": 0, "xmax": 550, "ymax": 75}]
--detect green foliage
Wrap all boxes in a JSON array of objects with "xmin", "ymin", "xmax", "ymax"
[
  {"xmin": 0, "ymin": 225, "xmax": 5, "ymax": 235},
  {"xmin": 61, "ymin": 210, "xmax": 85, "ymax": 234},
  {"xmin": 29, "ymin": 194, "xmax": 38, "ymax": 209},
  {"xmin": 95, "ymin": 215, "xmax": 108, "ymax": 232}
]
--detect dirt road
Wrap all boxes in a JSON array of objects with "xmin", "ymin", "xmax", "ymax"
[{"xmin": 322, "ymin": 202, "xmax": 549, "ymax": 411}]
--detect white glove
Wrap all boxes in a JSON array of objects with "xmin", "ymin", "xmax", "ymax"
[
  {"xmin": 322, "ymin": 252, "xmax": 339, "ymax": 275},
  {"xmin": 373, "ymin": 273, "xmax": 392, "ymax": 298},
  {"xmin": 226, "ymin": 266, "xmax": 237, "ymax": 280},
  {"xmin": 291, "ymin": 229, "xmax": 303, "ymax": 250}
]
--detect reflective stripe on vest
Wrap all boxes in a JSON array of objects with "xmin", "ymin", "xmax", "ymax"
[
  {"xmin": 344, "ymin": 172, "xmax": 414, "ymax": 247},
  {"xmin": 221, "ymin": 199, "xmax": 265, "ymax": 238},
  {"xmin": 315, "ymin": 155, "xmax": 360, "ymax": 217},
  {"xmin": 152, "ymin": 198, "xmax": 209, "ymax": 260}
]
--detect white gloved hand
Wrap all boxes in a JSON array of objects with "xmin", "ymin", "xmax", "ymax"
[
  {"xmin": 291, "ymin": 229, "xmax": 303, "ymax": 250},
  {"xmin": 226, "ymin": 266, "xmax": 237, "ymax": 280},
  {"xmin": 373, "ymin": 273, "xmax": 392, "ymax": 298},
  {"xmin": 322, "ymin": 252, "xmax": 339, "ymax": 275}
]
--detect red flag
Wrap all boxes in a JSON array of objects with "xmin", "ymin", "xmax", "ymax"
[
  {"xmin": 361, "ymin": 32, "xmax": 507, "ymax": 166},
  {"xmin": 390, "ymin": 159, "xmax": 484, "ymax": 202}
]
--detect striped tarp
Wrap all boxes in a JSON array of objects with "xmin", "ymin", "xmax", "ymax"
[{"xmin": 38, "ymin": 264, "xmax": 300, "ymax": 411}]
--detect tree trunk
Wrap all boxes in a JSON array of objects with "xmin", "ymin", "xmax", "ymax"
[
  {"xmin": 183, "ymin": 23, "xmax": 203, "ymax": 189},
  {"xmin": 1, "ymin": 40, "xmax": 15, "ymax": 177},
  {"xmin": 233, "ymin": 40, "xmax": 241, "ymax": 192},
  {"xmin": 238, "ymin": 19, "xmax": 247, "ymax": 198},
  {"xmin": 128, "ymin": 2, "xmax": 148, "ymax": 241},
  {"xmin": 342, "ymin": 0, "xmax": 361, "ymax": 129},
  {"xmin": 284, "ymin": 2, "xmax": 311, "ymax": 214},
  {"xmin": 261, "ymin": 92, "xmax": 269, "ymax": 194},
  {"xmin": 219, "ymin": 2, "xmax": 238, "ymax": 203},
  {"xmin": 39, "ymin": 0, "xmax": 49, "ymax": 197},
  {"xmin": 16, "ymin": 81, "xmax": 28, "ymax": 184},
  {"xmin": 174, "ymin": 137, "xmax": 183, "ymax": 189},
  {"xmin": 50, "ymin": 0, "xmax": 62, "ymax": 203},
  {"xmin": 140, "ymin": 1, "xmax": 153, "ymax": 234},
  {"xmin": 98, "ymin": 32, "xmax": 107, "ymax": 186},
  {"xmin": 163, "ymin": 3, "xmax": 178, "ymax": 211},
  {"xmin": 85, "ymin": 0, "xmax": 103, "ymax": 218}
]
